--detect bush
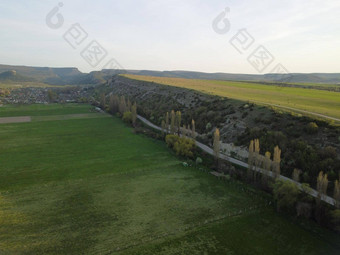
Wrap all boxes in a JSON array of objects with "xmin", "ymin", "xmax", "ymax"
[
  {"xmin": 331, "ymin": 210, "xmax": 340, "ymax": 232},
  {"xmin": 122, "ymin": 111, "xmax": 132, "ymax": 123},
  {"xmin": 165, "ymin": 134, "xmax": 180, "ymax": 148},
  {"xmin": 320, "ymin": 146, "xmax": 337, "ymax": 160},
  {"xmin": 166, "ymin": 135, "xmax": 195, "ymax": 158},
  {"xmin": 306, "ymin": 122, "xmax": 318, "ymax": 134},
  {"xmin": 196, "ymin": 157, "xmax": 203, "ymax": 165},
  {"xmin": 273, "ymin": 180, "xmax": 300, "ymax": 213},
  {"xmin": 174, "ymin": 137, "xmax": 195, "ymax": 158}
]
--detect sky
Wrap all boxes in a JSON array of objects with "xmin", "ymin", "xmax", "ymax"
[{"xmin": 0, "ymin": 0, "xmax": 340, "ymax": 74}]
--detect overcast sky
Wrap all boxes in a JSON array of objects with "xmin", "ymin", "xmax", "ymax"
[{"xmin": 1, "ymin": 0, "xmax": 339, "ymax": 74}]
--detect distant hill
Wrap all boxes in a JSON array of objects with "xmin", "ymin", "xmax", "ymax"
[
  {"xmin": 0, "ymin": 70, "xmax": 36, "ymax": 82},
  {"xmin": 0, "ymin": 64, "xmax": 85, "ymax": 85},
  {"xmin": 115, "ymin": 70, "xmax": 340, "ymax": 84},
  {"xmin": 1, "ymin": 63, "xmax": 339, "ymax": 85}
]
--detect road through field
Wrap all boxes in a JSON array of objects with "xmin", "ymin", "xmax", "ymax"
[
  {"xmin": 0, "ymin": 116, "xmax": 31, "ymax": 124},
  {"xmin": 0, "ymin": 113, "xmax": 109, "ymax": 124}
]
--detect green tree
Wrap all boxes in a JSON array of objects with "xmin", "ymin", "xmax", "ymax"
[
  {"xmin": 247, "ymin": 139, "xmax": 260, "ymax": 182},
  {"xmin": 119, "ymin": 96, "xmax": 126, "ymax": 114},
  {"xmin": 248, "ymin": 140, "xmax": 255, "ymax": 181},
  {"xmin": 170, "ymin": 110, "xmax": 176, "ymax": 134},
  {"xmin": 122, "ymin": 111, "xmax": 132, "ymax": 123},
  {"xmin": 131, "ymin": 102, "xmax": 137, "ymax": 126},
  {"xmin": 165, "ymin": 134, "xmax": 179, "ymax": 148},
  {"xmin": 273, "ymin": 180, "xmax": 300, "ymax": 212},
  {"xmin": 253, "ymin": 139, "xmax": 261, "ymax": 182},
  {"xmin": 191, "ymin": 119, "xmax": 196, "ymax": 139},
  {"xmin": 176, "ymin": 111, "xmax": 181, "ymax": 135},
  {"xmin": 306, "ymin": 122, "xmax": 318, "ymax": 134},
  {"xmin": 127, "ymin": 98, "xmax": 132, "ymax": 112},
  {"xmin": 292, "ymin": 168, "xmax": 301, "ymax": 183},
  {"xmin": 165, "ymin": 134, "xmax": 195, "ymax": 158},
  {"xmin": 317, "ymin": 171, "xmax": 328, "ymax": 202},
  {"xmin": 182, "ymin": 124, "xmax": 187, "ymax": 137},
  {"xmin": 213, "ymin": 128, "xmax": 220, "ymax": 160},
  {"xmin": 165, "ymin": 112, "xmax": 169, "ymax": 134},
  {"xmin": 48, "ymin": 90, "xmax": 57, "ymax": 103},
  {"xmin": 161, "ymin": 120, "xmax": 166, "ymax": 134},
  {"xmin": 109, "ymin": 94, "xmax": 115, "ymax": 113},
  {"xmin": 262, "ymin": 151, "xmax": 272, "ymax": 187},
  {"xmin": 331, "ymin": 210, "xmax": 340, "ymax": 232},
  {"xmin": 196, "ymin": 157, "xmax": 203, "ymax": 165},
  {"xmin": 100, "ymin": 93, "xmax": 106, "ymax": 109},
  {"xmin": 173, "ymin": 137, "xmax": 195, "ymax": 158},
  {"xmin": 334, "ymin": 180, "xmax": 340, "ymax": 208},
  {"xmin": 273, "ymin": 146, "xmax": 281, "ymax": 179}
]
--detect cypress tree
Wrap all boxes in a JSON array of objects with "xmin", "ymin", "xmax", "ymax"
[
  {"xmin": 247, "ymin": 140, "xmax": 255, "ymax": 181},
  {"xmin": 191, "ymin": 119, "xmax": 196, "ymax": 139},
  {"xmin": 213, "ymin": 128, "xmax": 220, "ymax": 159},
  {"xmin": 170, "ymin": 110, "xmax": 176, "ymax": 134},
  {"xmin": 273, "ymin": 146, "xmax": 281, "ymax": 179},
  {"xmin": 100, "ymin": 93, "xmax": 106, "ymax": 109},
  {"xmin": 262, "ymin": 151, "xmax": 272, "ymax": 187},
  {"xmin": 161, "ymin": 120, "xmax": 166, "ymax": 134},
  {"xmin": 292, "ymin": 168, "xmax": 301, "ymax": 183},
  {"xmin": 131, "ymin": 102, "xmax": 137, "ymax": 126},
  {"xmin": 127, "ymin": 98, "xmax": 132, "ymax": 112},
  {"xmin": 334, "ymin": 180, "xmax": 340, "ymax": 208},
  {"xmin": 176, "ymin": 111, "xmax": 181, "ymax": 135},
  {"xmin": 165, "ymin": 112, "xmax": 169, "ymax": 134}
]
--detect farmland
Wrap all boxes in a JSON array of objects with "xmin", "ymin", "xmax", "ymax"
[
  {"xmin": 0, "ymin": 104, "xmax": 339, "ymax": 254},
  {"xmin": 122, "ymin": 74, "xmax": 340, "ymax": 123}
]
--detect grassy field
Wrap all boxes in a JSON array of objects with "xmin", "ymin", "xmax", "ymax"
[
  {"xmin": 0, "ymin": 104, "xmax": 339, "ymax": 254},
  {"xmin": 0, "ymin": 104, "xmax": 94, "ymax": 117},
  {"xmin": 122, "ymin": 74, "xmax": 340, "ymax": 122}
]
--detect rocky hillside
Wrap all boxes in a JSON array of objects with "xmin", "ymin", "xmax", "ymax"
[{"xmin": 99, "ymin": 75, "xmax": 340, "ymax": 189}]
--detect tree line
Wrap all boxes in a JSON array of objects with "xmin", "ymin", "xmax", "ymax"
[
  {"xmin": 100, "ymin": 93, "xmax": 137, "ymax": 126},
  {"xmin": 243, "ymin": 138, "xmax": 340, "ymax": 228}
]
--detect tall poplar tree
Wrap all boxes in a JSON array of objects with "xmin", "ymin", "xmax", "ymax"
[
  {"xmin": 176, "ymin": 111, "xmax": 181, "ymax": 135},
  {"xmin": 165, "ymin": 112, "xmax": 169, "ymax": 134},
  {"xmin": 131, "ymin": 102, "xmax": 137, "ymax": 126},
  {"xmin": 191, "ymin": 119, "xmax": 196, "ymax": 139},
  {"xmin": 170, "ymin": 110, "xmax": 176, "ymax": 134},
  {"xmin": 273, "ymin": 146, "xmax": 281, "ymax": 179},
  {"xmin": 334, "ymin": 180, "xmax": 340, "ymax": 208},
  {"xmin": 213, "ymin": 128, "xmax": 220, "ymax": 160}
]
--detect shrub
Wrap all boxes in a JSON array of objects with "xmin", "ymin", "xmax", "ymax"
[
  {"xmin": 122, "ymin": 111, "xmax": 132, "ymax": 123},
  {"xmin": 320, "ymin": 146, "xmax": 337, "ymax": 160},
  {"xmin": 165, "ymin": 134, "xmax": 180, "ymax": 148},
  {"xmin": 273, "ymin": 180, "xmax": 300, "ymax": 213},
  {"xmin": 174, "ymin": 137, "xmax": 195, "ymax": 158},
  {"xmin": 306, "ymin": 122, "xmax": 318, "ymax": 134},
  {"xmin": 196, "ymin": 157, "xmax": 203, "ymax": 165},
  {"xmin": 242, "ymin": 112, "xmax": 248, "ymax": 118},
  {"xmin": 331, "ymin": 210, "xmax": 340, "ymax": 232},
  {"xmin": 165, "ymin": 135, "xmax": 195, "ymax": 158}
]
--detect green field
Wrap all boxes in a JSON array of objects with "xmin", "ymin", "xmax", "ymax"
[
  {"xmin": 122, "ymin": 74, "xmax": 340, "ymax": 123},
  {"xmin": 0, "ymin": 104, "xmax": 94, "ymax": 117},
  {"xmin": 0, "ymin": 104, "xmax": 339, "ymax": 254}
]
